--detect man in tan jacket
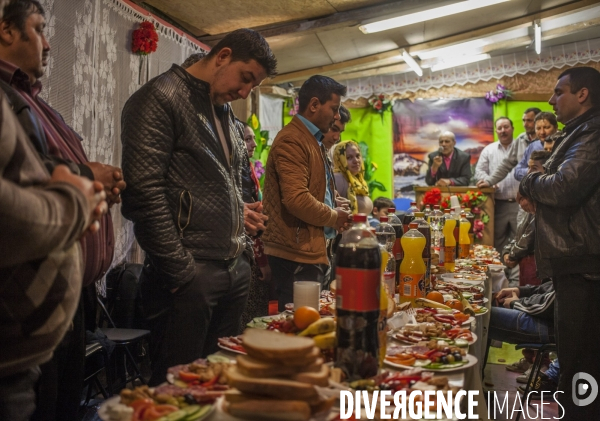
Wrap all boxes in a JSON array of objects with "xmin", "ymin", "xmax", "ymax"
[{"xmin": 263, "ymin": 75, "xmax": 351, "ymax": 310}]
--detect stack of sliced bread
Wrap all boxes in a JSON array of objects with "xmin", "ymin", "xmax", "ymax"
[{"xmin": 224, "ymin": 328, "xmax": 334, "ymax": 421}]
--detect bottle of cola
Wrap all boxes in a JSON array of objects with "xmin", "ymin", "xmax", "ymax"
[{"xmin": 335, "ymin": 213, "xmax": 382, "ymax": 381}]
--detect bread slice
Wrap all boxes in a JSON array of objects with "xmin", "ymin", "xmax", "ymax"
[
  {"xmin": 227, "ymin": 366, "xmax": 318, "ymax": 400},
  {"xmin": 265, "ymin": 346, "xmax": 321, "ymax": 367},
  {"xmin": 291, "ymin": 364, "xmax": 330, "ymax": 387},
  {"xmin": 225, "ymin": 398, "xmax": 311, "ymax": 421},
  {"xmin": 237, "ymin": 355, "xmax": 323, "ymax": 378},
  {"xmin": 242, "ymin": 329, "xmax": 315, "ymax": 360},
  {"xmin": 224, "ymin": 389, "xmax": 323, "ymax": 406}
]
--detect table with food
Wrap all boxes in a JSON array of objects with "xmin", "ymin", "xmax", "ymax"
[{"xmin": 98, "ymin": 210, "xmax": 508, "ymax": 421}]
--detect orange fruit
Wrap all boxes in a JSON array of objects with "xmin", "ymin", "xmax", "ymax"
[
  {"xmin": 445, "ymin": 299, "xmax": 464, "ymax": 312},
  {"xmin": 426, "ymin": 291, "xmax": 445, "ymax": 304},
  {"xmin": 294, "ymin": 306, "xmax": 321, "ymax": 330}
]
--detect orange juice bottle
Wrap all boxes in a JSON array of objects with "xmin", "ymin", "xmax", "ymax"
[
  {"xmin": 399, "ymin": 222, "xmax": 426, "ymax": 305},
  {"xmin": 442, "ymin": 209, "xmax": 456, "ymax": 272},
  {"xmin": 459, "ymin": 212, "xmax": 471, "ymax": 258}
]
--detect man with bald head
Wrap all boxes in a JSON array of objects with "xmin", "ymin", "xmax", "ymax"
[{"xmin": 425, "ymin": 131, "xmax": 472, "ymax": 186}]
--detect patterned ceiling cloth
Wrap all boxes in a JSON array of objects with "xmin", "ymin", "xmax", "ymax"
[{"xmin": 342, "ymin": 37, "xmax": 600, "ymax": 100}]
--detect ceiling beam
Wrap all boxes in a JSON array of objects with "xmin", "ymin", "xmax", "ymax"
[
  {"xmin": 265, "ymin": 0, "xmax": 600, "ymax": 85},
  {"xmin": 196, "ymin": 0, "xmax": 450, "ymax": 43}
]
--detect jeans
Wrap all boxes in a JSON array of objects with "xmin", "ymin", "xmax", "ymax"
[
  {"xmin": 489, "ymin": 306, "xmax": 555, "ymax": 344},
  {"xmin": 0, "ymin": 366, "xmax": 40, "ymax": 421},
  {"xmin": 268, "ymin": 255, "xmax": 328, "ymax": 312},
  {"xmin": 553, "ymin": 273, "xmax": 600, "ymax": 420},
  {"xmin": 140, "ymin": 253, "xmax": 251, "ymax": 386}
]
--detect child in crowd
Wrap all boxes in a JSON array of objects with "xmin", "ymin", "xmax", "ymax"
[{"xmin": 369, "ymin": 197, "xmax": 395, "ymax": 227}]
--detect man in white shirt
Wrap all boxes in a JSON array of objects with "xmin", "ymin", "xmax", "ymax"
[{"xmin": 475, "ymin": 117, "xmax": 520, "ymax": 251}]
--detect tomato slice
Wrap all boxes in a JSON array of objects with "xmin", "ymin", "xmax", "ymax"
[{"xmin": 178, "ymin": 370, "xmax": 202, "ymax": 382}]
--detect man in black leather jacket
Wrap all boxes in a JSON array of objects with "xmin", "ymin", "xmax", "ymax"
[
  {"xmin": 519, "ymin": 67, "xmax": 600, "ymax": 419},
  {"xmin": 121, "ymin": 29, "xmax": 276, "ymax": 385}
]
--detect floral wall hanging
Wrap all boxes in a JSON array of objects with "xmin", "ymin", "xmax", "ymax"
[
  {"xmin": 247, "ymin": 113, "xmax": 270, "ymax": 189},
  {"xmin": 485, "ymin": 83, "xmax": 512, "ymax": 104},
  {"xmin": 132, "ymin": 21, "xmax": 158, "ymax": 55}
]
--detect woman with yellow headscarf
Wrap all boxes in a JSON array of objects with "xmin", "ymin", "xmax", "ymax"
[{"xmin": 333, "ymin": 140, "xmax": 373, "ymax": 215}]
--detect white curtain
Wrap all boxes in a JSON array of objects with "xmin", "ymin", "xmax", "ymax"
[
  {"xmin": 259, "ymin": 94, "xmax": 283, "ymax": 145},
  {"xmin": 38, "ymin": 0, "xmax": 208, "ymax": 293},
  {"xmin": 342, "ymin": 37, "xmax": 600, "ymax": 99}
]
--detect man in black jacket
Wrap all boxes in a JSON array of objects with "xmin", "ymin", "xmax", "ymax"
[
  {"xmin": 425, "ymin": 131, "xmax": 472, "ymax": 186},
  {"xmin": 121, "ymin": 29, "xmax": 277, "ymax": 385},
  {"xmin": 520, "ymin": 67, "xmax": 600, "ymax": 419}
]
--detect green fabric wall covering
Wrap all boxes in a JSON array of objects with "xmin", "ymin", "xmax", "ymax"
[{"xmin": 492, "ymin": 100, "xmax": 557, "ymax": 141}]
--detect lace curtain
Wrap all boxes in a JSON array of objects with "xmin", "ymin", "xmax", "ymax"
[
  {"xmin": 342, "ymin": 37, "xmax": 600, "ymax": 99},
  {"xmin": 38, "ymin": 0, "xmax": 207, "ymax": 293}
]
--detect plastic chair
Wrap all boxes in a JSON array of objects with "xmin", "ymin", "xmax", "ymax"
[
  {"xmin": 393, "ymin": 197, "xmax": 412, "ymax": 211},
  {"xmin": 514, "ymin": 343, "xmax": 557, "ymax": 421},
  {"xmin": 97, "ymin": 296, "xmax": 150, "ymax": 389}
]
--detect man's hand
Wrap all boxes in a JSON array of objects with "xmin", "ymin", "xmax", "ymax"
[
  {"xmin": 518, "ymin": 195, "xmax": 537, "ymax": 214},
  {"xmin": 85, "ymin": 162, "xmax": 126, "ymax": 207},
  {"xmin": 503, "ymin": 254, "xmax": 518, "ymax": 269},
  {"xmin": 496, "ymin": 287, "xmax": 520, "ymax": 305},
  {"xmin": 258, "ymin": 264, "xmax": 272, "ymax": 283},
  {"xmin": 244, "ymin": 202, "xmax": 268, "ymax": 236},
  {"xmin": 476, "ymin": 180, "xmax": 490, "ymax": 188},
  {"xmin": 503, "ymin": 294, "xmax": 519, "ymax": 308},
  {"xmin": 334, "ymin": 208, "xmax": 352, "ymax": 232},
  {"xmin": 335, "ymin": 195, "xmax": 351, "ymax": 211},
  {"xmin": 435, "ymin": 178, "xmax": 451, "ymax": 187},
  {"xmin": 431, "ymin": 155, "xmax": 443, "ymax": 171},
  {"xmin": 50, "ymin": 165, "xmax": 107, "ymax": 234}
]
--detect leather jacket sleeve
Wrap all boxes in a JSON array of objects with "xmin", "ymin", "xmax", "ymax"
[
  {"xmin": 520, "ymin": 128, "xmax": 600, "ymax": 207},
  {"xmin": 121, "ymin": 86, "xmax": 196, "ymax": 290},
  {"xmin": 503, "ymin": 214, "xmax": 535, "ymax": 262}
]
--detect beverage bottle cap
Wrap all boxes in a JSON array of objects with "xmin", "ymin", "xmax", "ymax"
[
  {"xmin": 434, "ymin": 205, "xmax": 440, "ymax": 209},
  {"xmin": 380, "ymin": 216, "xmax": 389, "ymax": 222},
  {"xmin": 353, "ymin": 213, "xmax": 367, "ymax": 223},
  {"xmin": 415, "ymin": 212, "xmax": 424, "ymax": 218},
  {"xmin": 388, "ymin": 207, "xmax": 396, "ymax": 213},
  {"xmin": 409, "ymin": 222, "xmax": 418, "ymax": 229},
  {"xmin": 444, "ymin": 209, "xmax": 451, "ymax": 214}
]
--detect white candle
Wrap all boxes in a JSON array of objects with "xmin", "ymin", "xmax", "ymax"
[{"xmin": 293, "ymin": 281, "xmax": 320, "ymax": 310}]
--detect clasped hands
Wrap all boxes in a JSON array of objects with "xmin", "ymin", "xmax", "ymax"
[
  {"xmin": 85, "ymin": 161, "xmax": 126, "ymax": 207},
  {"xmin": 496, "ymin": 287, "xmax": 520, "ymax": 309}
]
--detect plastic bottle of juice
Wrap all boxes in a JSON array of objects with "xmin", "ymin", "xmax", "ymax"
[
  {"xmin": 452, "ymin": 206, "xmax": 461, "ymax": 260},
  {"xmin": 423, "ymin": 205, "xmax": 432, "ymax": 222},
  {"xmin": 442, "ymin": 209, "xmax": 456, "ymax": 272},
  {"xmin": 459, "ymin": 212, "xmax": 471, "ymax": 258},
  {"xmin": 376, "ymin": 216, "xmax": 396, "ymax": 299},
  {"xmin": 429, "ymin": 204, "xmax": 444, "ymax": 249},
  {"xmin": 399, "ymin": 222, "xmax": 426, "ymax": 305},
  {"xmin": 464, "ymin": 208, "xmax": 475, "ymax": 246},
  {"xmin": 413, "ymin": 212, "xmax": 432, "ymax": 291},
  {"xmin": 386, "ymin": 208, "xmax": 403, "ymax": 292}
]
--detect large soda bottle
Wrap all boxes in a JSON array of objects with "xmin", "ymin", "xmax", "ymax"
[
  {"xmin": 452, "ymin": 206, "xmax": 461, "ymax": 260},
  {"xmin": 386, "ymin": 208, "xmax": 404, "ymax": 289},
  {"xmin": 464, "ymin": 208, "xmax": 475, "ymax": 246},
  {"xmin": 413, "ymin": 212, "xmax": 432, "ymax": 291},
  {"xmin": 402, "ymin": 202, "xmax": 418, "ymax": 233},
  {"xmin": 442, "ymin": 209, "xmax": 457, "ymax": 272},
  {"xmin": 376, "ymin": 216, "xmax": 396, "ymax": 299},
  {"xmin": 429, "ymin": 204, "xmax": 444, "ymax": 249},
  {"xmin": 335, "ymin": 213, "xmax": 382, "ymax": 380},
  {"xmin": 423, "ymin": 205, "xmax": 432, "ymax": 222},
  {"xmin": 399, "ymin": 222, "xmax": 426, "ymax": 305},
  {"xmin": 459, "ymin": 212, "xmax": 471, "ymax": 258}
]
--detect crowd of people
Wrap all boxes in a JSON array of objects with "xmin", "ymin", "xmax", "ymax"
[{"xmin": 0, "ymin": 0, "xmax": 599, "ymax": 420}]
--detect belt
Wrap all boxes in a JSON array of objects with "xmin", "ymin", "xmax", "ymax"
[{"xmin": 496, "ymin": 198, "xmax": 516, "ymax": 202}]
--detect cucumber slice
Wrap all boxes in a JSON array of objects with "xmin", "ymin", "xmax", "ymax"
[
  {"xmin": 186, "ymin": 405, "xmax": 212, "ymax": 420},
  {"xmin": 183, "ymin": 405, "xmax": 201, "ymax": 415},
  {"xmin": 207, "ymin": 354, "xmax": 230, "ymax": 363},
  {"xmin": 165, "ymin": 410, "xmax": 189, "ymax": 421},
  {"xmin": 454, "ymin": 338, "xmax": 469, "ymax": 348},
  {"xmin": 413, "ymin": 359, "xmax": 432, "ymax": 367}
]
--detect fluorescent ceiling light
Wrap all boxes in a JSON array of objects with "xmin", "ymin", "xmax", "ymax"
[
  {"xmin": 402, "ymin": 50, "xmax": 423, "ymax": 76},
  {"xmin": 534, "ymin": 21, "xmax": 542, "ymax": 54},
  {"xmin": 359, "ymin": 0, "xmax": 511, "ymax": 34},
  {"xmin": 431, "ymin": 54, "xmax": 491, "ymax": 72},
  {"xmin": 417, "ymin": 39, "xmax": 489, "ymax": 60}
]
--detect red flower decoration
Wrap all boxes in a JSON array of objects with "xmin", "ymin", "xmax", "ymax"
[
  {"xmin": 132, "ymin": 21, "xmax": 158, "ymax": 55},
  {"xmin": 423, "ymin": 188, "xmax": 442, "ymax": 206}
]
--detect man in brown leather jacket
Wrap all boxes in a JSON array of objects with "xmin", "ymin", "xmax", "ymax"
[{"xmin": 263, "ymin": 75, "xmax": 351, "ymax": 310}]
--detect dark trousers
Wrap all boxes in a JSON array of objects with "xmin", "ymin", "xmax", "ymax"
[
  {"xmin": 0, "ymin": 367, "xmax": 40, "ymax": 421},
  {"xmin": 268, "ymin": 255, "xmax": 328, "ymax": 312},
  {"xmin": 140, "ymin": 254, "xmax": 251, "ymax": 386},
  {"xmin": 553, "ymin": 273, "xmax": 600, "ymax": 420},
  {"xmin": 31, "ymin": 297, "xmax": 85, "ymax": 421}
]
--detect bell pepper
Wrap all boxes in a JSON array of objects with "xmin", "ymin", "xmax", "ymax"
[
  {"xmin": 178, "ymin": 371, "xmax": 201, "ymax": 383},
  {"xmin": 200, "ymin": 374, "xmax": 219, "ymax": 388}
]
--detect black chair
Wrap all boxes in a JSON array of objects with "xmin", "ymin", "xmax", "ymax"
[
  {"xmin": 97, "ymin": 296, "xmax": 150, "ymax": 389},
  {"xmin": 514, "ymin": 343, "xmax": 557, "ymax": 421},
  {"xmin": 82, "ymin": 342, "xmax": 112, "ymax": 406}
]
